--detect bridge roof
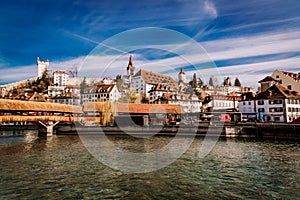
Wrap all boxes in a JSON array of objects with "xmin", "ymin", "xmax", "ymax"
[
  {"xmin": 0, "ymin": 99, "xmax": 82, "ymax": 113},
  {"xmin": 83, "ymin": 102, "xmax": 183, "ymax": 114}
]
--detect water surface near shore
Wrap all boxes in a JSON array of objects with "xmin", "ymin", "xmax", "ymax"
[{"xmin": 0, "ymin": 130, "xmax": 299, "ymax": 199}]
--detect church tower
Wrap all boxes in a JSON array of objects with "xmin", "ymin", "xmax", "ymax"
[
  {"xmin": 127, "ymin": 55, "xmax": 135, "ymax": 76},
  {"xmin": 36, "ymin": 57, "xmax": 49, "ymax": 78},
  {"xmin": 178, "ymin": 68, "xmax": 186, "ymax": 83}
]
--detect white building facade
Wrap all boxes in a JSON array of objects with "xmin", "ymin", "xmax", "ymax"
[
  {"xmin": 153, "ymin": 93, "xmax": 201, "ymax": 113},
  {"xmin": 81, "ymin": 84, "xmax": 120, "ymax": 103},
  {"xmin": 203, "ymin": 95, "xmax": 239, "ymax": 112},
  {"xmin": 238, "ymin": 84, "xmax": 300, "ymax": 122},
  {"xmin": 272, "ymin": 70, "xmax": 300, "ymax": 93},
  {"xmin": 131, "ymin": 69, "xmax": 178, "ymax": 98},
  {"xmin": 53, "ymin": 71, "xmax": 69, "ymax": 86},
  {"xmin": 48, "ymin": 86, "xmax": 64, "ymax": 97}
]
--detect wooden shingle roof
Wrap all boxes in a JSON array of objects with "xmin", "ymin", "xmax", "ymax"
[{"xmin": 0, "ymin": 99, "xmax": 82, "ymax": 113}]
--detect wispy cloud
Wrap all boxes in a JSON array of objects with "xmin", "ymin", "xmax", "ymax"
[{"xmin": 204, "ymin": 0, "xmax": 218, "ymax": 18}]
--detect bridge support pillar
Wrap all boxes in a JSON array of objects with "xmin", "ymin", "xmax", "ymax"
[{"xmin": 38, "ymin": 121, "xmax": 60, "ymax": 137}]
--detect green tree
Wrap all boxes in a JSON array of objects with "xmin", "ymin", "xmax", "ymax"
[
  {"xmin": 189, "ymin": 73, "xmax": 197, "ymax": 89},
  {"xmin": 34, "ymin": 68, "xmax": 51, "ymax": 93},
  {"xmin": 234, "ymin": 77, "xmax": 242, "ymax": 87}
]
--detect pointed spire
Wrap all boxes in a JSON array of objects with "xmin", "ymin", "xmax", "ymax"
[
  {"xmin": 179, "ymin": 68, "xmax": 185, "ymax": 74},
  {"xmin": 127, "ymin": 55, "xmax": 135, "ymax": 71},
  {"xmin": 129, "ymin": 55, "xmax": 133, "ymax": 65}
]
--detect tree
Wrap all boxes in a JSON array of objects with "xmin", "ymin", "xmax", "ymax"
[
  {"xmin": 234, "ymin": 77, "xmax": 242, "ymax": 87},
  {"xmin": 141, "ymin": 93, "xmax": 149, "ymax": 104},
  {"xmin": 116, "ymin": 74, "xmax": 122, "ymax": 80},
  {"xmin": 209, "ymin": 77, "xmax": 214, "ymax": 87},
  {"xmin": 34, "ymin": 68, "xmax": 51, "ymax": 93},
  {"xmin": 223, "ymin": 77, "xmax": 232, "ymax": 86},
  {"xmin": 194, "ymin": 89, "xmax": 204, "ymax": 101},
  {"xmin": 197, "ymin": 78, "xmax": 203, "ymax": 88},
  {"xmin": 118, "ymin": 89, "xmax": 138, "ymax": 103},
  {"xmin": 189, "ymin": 73, "xmax": 197, "ymax": 89},
  {"xmin": 80, "ymin": 77, "xmax": 87, "ymax": 94},
  {"xmin": 185, "ymin": 85, "xmax": 194, "ymax": 95}
]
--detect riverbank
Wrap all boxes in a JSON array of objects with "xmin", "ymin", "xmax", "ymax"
[{"xmin": 1, "ymin": 122, "xmax": 300, "ymax": 140}]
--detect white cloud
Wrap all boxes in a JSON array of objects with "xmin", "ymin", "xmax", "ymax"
[
  {"xmin": 0, "ymin": 65, "xmax": 36, "ymax": 84},
  {"xmin": 201, "ymin": 29, "xmax": 300, "ymax": 61},
  {"xmin": 204, "ymin": 0, "xmax": 218, "ymax": 18}
]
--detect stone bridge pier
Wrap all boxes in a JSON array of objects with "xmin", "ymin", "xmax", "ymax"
[{"xmin": 38, "ymin": 121, "xmax": 60, "ymax": 137}]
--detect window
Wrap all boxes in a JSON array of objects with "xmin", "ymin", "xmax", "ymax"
[
  {"xmin": 258, "ymin": 100, "xmax": 264, "ymax": 105},
  {"xmin": 243, "ymin": 102, "xmax": 245, "ymax": 105},
  {"xmin": 278, "ymin": 107, "xmax": 283, "ymax": 112},
  {"xmin": 287, "ymin": 85, "xmax": 292, "ymax": 90},
  {"xmin": 248, "ymin": 102, "xmax": 251, "ymax": 105},
  {"xmin": 258, "ymin": 108, "xmax": 265, "ymax": 112},
  {"xmin": 276, "ymin": 75, "xmax": 279, "ymax": 78},
  {"xmin": 274, "ymin": 117, "xmax": 280, "ymax": 121},
  {"xmin": 269, "ymin": 107, "xmax": 283, "ymax": 112}
]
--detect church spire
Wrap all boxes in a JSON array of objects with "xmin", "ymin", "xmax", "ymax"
[
  {"xmin": 178, "ymin": 68, "xmax": 186, "ymax": 83},
  {"xmin": 127, "ymin": 55, "xmax": 135, "ymax": 76}
]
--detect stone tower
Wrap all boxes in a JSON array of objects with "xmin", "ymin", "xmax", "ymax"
[
  {"xmin": 178, "ymin": 68, "xmax": 186, "ymax": 83},
  {"xmin": 36, "ymin": 57, "xmax": 49, "ymax": 78}
]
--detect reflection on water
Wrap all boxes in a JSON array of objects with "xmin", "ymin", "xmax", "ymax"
[{"xmin": 0, "ymin": 130, "xmax": 299, "ymax": 199}]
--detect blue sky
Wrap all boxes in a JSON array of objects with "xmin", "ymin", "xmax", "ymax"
[{"xmin": 1, "ymin": 0, "xmax": 300, "ymax": 88}]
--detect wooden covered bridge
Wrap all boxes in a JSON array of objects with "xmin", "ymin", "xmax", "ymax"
[{"xmin": 0, "ymin": 99, "xmax": 82, "ymax": 136}]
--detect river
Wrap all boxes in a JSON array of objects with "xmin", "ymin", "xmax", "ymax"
[{"xmin": 0, "ymin": 130, "xmax": 299, "ymax": 199}]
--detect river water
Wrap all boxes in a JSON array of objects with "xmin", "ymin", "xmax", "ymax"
[{"xmin": 0, "ymin": 130, "xmax": 299, "ymax": 199}]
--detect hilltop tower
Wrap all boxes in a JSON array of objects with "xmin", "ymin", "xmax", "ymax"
[
  {"xmin": 178, "ymin": 68, "xmax": 186, "ymax": 83},
  {"xmin": 36, "ymin": 57, "xmax": 49, "ymax": 78}
]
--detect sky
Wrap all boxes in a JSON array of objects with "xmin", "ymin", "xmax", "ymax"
[{"xmin": 1, "ymin": 0, "xmax": 300, "ymax": 89}]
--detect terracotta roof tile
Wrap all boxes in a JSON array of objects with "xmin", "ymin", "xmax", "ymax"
[{"xmin": 134, "ymin": 69, "xmax": 178, "ymax": 90}]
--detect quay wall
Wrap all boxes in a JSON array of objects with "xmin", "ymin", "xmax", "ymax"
[
  {"xmin": 1, "ymin": 123, "xmax": 300, "ymax": 140},
  {"xmin": 55, "ymin": 122, "xmax": 300, "ymax": 140}
]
